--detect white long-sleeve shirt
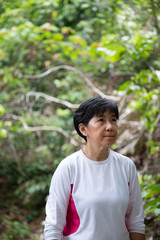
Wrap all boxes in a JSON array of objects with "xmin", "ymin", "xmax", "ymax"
[{"xmin": 44, "ymin": 149, "xmax": 145, "ymax": 240}]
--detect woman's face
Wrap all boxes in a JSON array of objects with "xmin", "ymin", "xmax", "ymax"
[{"xmin": 81, "ymin": 110, "xmax": 118, "ymax": 148}]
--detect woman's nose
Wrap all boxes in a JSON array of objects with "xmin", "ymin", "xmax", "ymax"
[{"xmin": 105, "ymin": 121, "xmax": 113, "ymax": 130}]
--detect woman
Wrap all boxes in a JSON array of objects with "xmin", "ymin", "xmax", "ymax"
[{"xmin": 44, "ymin": 97, "xmax": 145, "ymax": 240}]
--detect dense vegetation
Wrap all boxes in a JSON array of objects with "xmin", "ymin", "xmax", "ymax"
[{"xmin": 0, "ymin": 0, "xmax": 160, "ymax": 239}]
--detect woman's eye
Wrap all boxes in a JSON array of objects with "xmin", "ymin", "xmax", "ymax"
[
  {"xmin": 98, "ymin": 118, "xmax": 104, "ymax": 122},
  {"xmin": 112, "ymin": 118, "xmax": 117, "ymax": 122}
]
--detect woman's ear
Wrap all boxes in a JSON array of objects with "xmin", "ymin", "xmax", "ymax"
[{"xmin": 78, "ymin": 123, "xmax": 88, "ymax": 137}]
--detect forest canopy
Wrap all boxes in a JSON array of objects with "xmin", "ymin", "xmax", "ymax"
[{"xmin": 0, "ymin": 0, "xmax": 160, "ymax": 239}]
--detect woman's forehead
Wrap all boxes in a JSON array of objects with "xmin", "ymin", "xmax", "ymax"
[{"xmin": 95, "ymin": 109, "xmax": 116, "ymax": 117}]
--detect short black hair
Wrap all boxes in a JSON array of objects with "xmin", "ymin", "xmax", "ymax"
[{"xmin": 74, "ymin": 97, "xmax": 119, "ymax": 142}]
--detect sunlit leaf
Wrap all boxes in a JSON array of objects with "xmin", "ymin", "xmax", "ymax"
[{"xmin": 0, "ymin": 104, "xmax": 6, "ymax": 115}]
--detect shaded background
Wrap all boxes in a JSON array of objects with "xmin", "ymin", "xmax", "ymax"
[{"xmin": 0, "ymin": 0, "xmax": 160, "ymax": 239}]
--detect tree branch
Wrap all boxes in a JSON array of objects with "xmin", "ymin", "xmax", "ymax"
[
  {"xmin": 110, "ymin": 72, "xmax": 136, "ymax": 77},
  {"xmin": 22, "ymin": 119, "xmax": 79, "ymax": 146},
  {"xmin": 26, "ymin": 91, "xmax": 80, "ymax": 110},
  {"xmin": 7, "ymin": 114, "xmax": 79, "ymax": 146},
  {"xmin": 120, "ymin": 119, "xmax": 141, "ymax": 127},
  {"xmin": 23, "ymin": 65, "xmax": 120, "ymax": 102},
  {"xmin": 22, "ymin": 121, "xmax": 70, "ymax": 138}
]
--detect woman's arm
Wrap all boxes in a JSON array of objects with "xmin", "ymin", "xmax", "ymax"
[
  {"xmin": 125, "ymin": 162, "xmax": 145, "ymax": 236},
  {"xmin": 130, "ymin": 232, "xmax": 145, "ymax": 240},
  {"xmin": 44, "ymin": 160, "xmax": 71, "ymax": 240}
]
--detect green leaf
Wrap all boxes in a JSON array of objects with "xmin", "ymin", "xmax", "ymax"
[
  {"xmin": 0, "ymin": 128, "xmax": 7, "ymax": 138},
  {"xmin": 148, "ymin": 185, "xmax": 160, "ymax": 192},
  {"xmin": 145, "ymin": 198, "xmax": 160, "ymax": 208},
  {"xmin": 56, "ymin": 108, "xmax": 71, "ymax": 117},
  {"xmin": 0, "ymin": 104, "xmax": 6, "ymax": 115},
  {"xmin": 52, "ymin": 33, "xmax": 64, "ymax": 41},
  {"xmin": 154, "ymin": 208, "xmax": 160, "ymax": 216}
]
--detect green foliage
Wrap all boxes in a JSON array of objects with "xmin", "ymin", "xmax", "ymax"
[
  {"xmin": 147, "ymin": 140, "xmax": 160, "ymax": 155},
  {"xmin": 122, "ymin": 72, "xmax": 160, "ymax": 132},
  {"xmin": 140, "ymin": 174, "xmax": 160, "ymax": 220},
  {"xmin": 118, "ymin": 70, "xmax": 160, "ymax": 157},
  {"xmin": 1, "ymin": 215, "xmax": 30, "ymax": 240},
  {"xmin": 0, "ymin": 104, "xmax": 6, "ymax": 115}
]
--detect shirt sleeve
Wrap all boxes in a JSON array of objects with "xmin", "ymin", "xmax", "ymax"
[
  {"xmin": 125, "ymin": 161, "xmax": 145, "ymax": 234},
  {"xmin": 44, "ymin": 160, "xmax": 72, "ymax": 240}
]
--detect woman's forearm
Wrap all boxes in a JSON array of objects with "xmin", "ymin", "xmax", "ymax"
[{"xmin": 130, "ymin": 232, "xmax": 145, "ymax": 240}]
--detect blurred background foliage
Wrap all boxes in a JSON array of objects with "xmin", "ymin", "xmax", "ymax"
[{"xmin": 0, "ymin": 0, "xmax": 160, "ymax": 239}]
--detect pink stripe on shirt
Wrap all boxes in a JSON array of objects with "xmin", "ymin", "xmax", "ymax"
[{"xmin": 63, "ymin": 184, "xmax": 80, "ymax": 236}]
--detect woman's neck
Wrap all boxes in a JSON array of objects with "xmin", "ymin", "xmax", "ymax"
[{"xmin": 83, "ymin": 145, "xmax": 109, "ymax": 161}]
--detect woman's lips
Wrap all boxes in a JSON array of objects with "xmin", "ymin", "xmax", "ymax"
[{"xmin": 104, "ymin": 135, "xmax": 114, "ymax": 138}]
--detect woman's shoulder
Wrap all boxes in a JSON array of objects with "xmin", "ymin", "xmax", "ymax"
[
  {"xmin": 53, "ymin": 150, "xmax": 81, "ymax": 182},
  {"xmin": 111, "ymin": 149, "xmax": 135, "ymax": 167},
  {"xmin": 57, "ymin": 149, "xmax": 81, "ymax": 169},
  {"xmin": 111, "ymin": 150, "xmax": 137, "ymax": 179}
]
